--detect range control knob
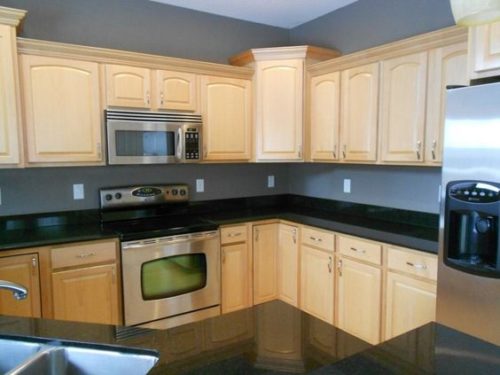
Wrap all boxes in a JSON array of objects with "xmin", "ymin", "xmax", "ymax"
[
  {"xmin": 180, "ymin": 189, "xmax": 186, "ymax": 196},
  {"xmin": 105, "ymin": 194, "xmax": 113, "ymax": 201},
  {"xmin": 115, "ymin": 193, "xmax": 122, "ymax": 199},
  {"xmin": 172, "ymin": 189, "xmax": 178, "ymax": 196},
  {"xmin": 476, "ymin": 218, "xmax": 492, "ymax": 234}
]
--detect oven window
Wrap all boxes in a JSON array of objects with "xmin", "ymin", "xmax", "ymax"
[
  {"xmin": 115, "ymin": 130, "xmax": 175, "ymax": 157},
  {"xmin": 141, "ymin": 254, "xmax": 207, "ymax": 300}
]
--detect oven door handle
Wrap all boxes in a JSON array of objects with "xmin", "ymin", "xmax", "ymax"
[{"xmin": 175, "ymin": 128, "xmax": 183, "ymax": 161}]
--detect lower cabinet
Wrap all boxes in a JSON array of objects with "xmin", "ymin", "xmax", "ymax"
[
  {"xmin": 253, "ymin": 223, "xmax": 279, "ymax": 304},
  {"xmin": 50, "ymin": 239, "xmax": 121, "ymax": 325},
  {"xmin": 277, "ymin": 223, "xmax": 299, "ymax": 307},
  {"xmin": 0, "ymin": 253, "xmax": 41, "ymax": 318}
]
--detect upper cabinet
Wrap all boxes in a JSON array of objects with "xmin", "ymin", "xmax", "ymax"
[
  {"xmin": 0, "ymin": 7, "xmax": 25, "ymax": 166},
  {"xmin": 105, "ymin": 64, "xmax": 198, "ymax": 111},
  {"xmin": 200, "ymin": 75, "xmax": 252, "ymax": 161},
  {"xmin": 468, "ymin": 21, "xmax": 500, "ymax": 80},
  {"xmin": 20, "ymin": 55, "xmax": 103, "ymax": 164},
  {"xmin": 230, "ymin": 46, "xmax": 339, "ymax": 162}
]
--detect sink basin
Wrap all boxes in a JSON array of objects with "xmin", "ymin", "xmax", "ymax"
[{"xmin": 0, "ymin": 337, "xmax": 159, "ymax": 375}]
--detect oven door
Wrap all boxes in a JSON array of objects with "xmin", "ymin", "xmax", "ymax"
[
  {"xmin": 121, "ymin": 231, "xmax": 220, "ymax": 326},
  {"xmin": 107, "ymin": 120, "xmax": 183, "ymax": 164}
]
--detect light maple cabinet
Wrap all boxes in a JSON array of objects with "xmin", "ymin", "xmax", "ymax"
[
  {"xmin": 200, "ymin": 76, "xmax": 252, "ymax": 161},
  {"xmin": 384, "ymin": 246, "xmax": 437, "ymax": 340},
  {"xmin": 20, "ymin": 55, "xmax": 103, "ymax": 164},
  {"xmin": 468, "ymin": 21, "xmax": 500, "ymax": 80},
  {"xmin": 0, "ymin": 8, "xmax": 24, "ymax": 166},
  {"xmin": 380, "ymin": 52, "xmax": 428, "ymax": 163},
  {"xmin": 300, "ymin": 227, "xmax": 335, "ymax": 324},
  {"xmin": 277, "ymin": 223, "xmax": 299, "ymax": 307},
  {"xmin": 0, "ymin": 253, "xmax": 41, "ymax": 318},
  {"xmin": 253, "ymin": 223, "xmax": 279, "ymax": 304},
  {"xmin": 425, "ymin": 42, "xmax": 468, "ymax": 164},
  {"xmin": 105, "ymin": 64, "xmax": 197, "ymax": 111},
  {"xmin": 220, "ymin": 224, "xmax": 252, "ymax": 314},
  {"xmin": 336, "ymin": 235, "xmax": 382, "ymax": 345},
  {"xmin": 50, "ymin": 239, "xmax": 121, "ymax": 325}
]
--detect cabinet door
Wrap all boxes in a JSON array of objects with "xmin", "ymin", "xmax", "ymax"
[
  {"xmin": 200, "ymin": 76, "xmax": 252, "ymax": 161},
  {"xmin": 340, "ymin": 63, "xmax": 379, "ymax": 162},
  {"xmin": 300, "ymin": 245, "xmax": 333, "ymax": 324},
  {"xmin": 52, "ymin": 264, "xmax": 120, "ymax": 325},
  {"xmin": 380, "ymin": 52, "xmax": 427, "ymax": 163},
  {"xmin": 0, "ymin": 254, "xmax": 41, "ymax": 318},
  {"xmin": 0, "ymin": 24, "xmax": 20, "ymax": 165},
  {"xmin": 105, "ymin": 64, "xmax": 151, "ymax": 109},
  {"xmin": 253, "ymin": 223, "xmax": 278, "ymax": 304},
  {"xmin": 278, "ymin": 223, "xmax": 299, "ymax": 307},
  {"xmin": 385, "ymin": 272, "xmax": 436, "ymax": 340},
  {"xmin": 155, "ymin": 70, "xmax": 197, "ymax": 111},
  {"xmin": 21, "ymin": 55, "xmax": 102, "ymax": 163},
  {"xmin": 337, "ymin": 257, "xmax": 381, "ymax": 344},
  {"xmin": 426, "ymin": 42, "xmax": 468, "ymax": 164},
  {"xmin": 256, "ymin": 59, "xmax": 303, "ymax": 160},
  {"xmin": 469, "ymin": 21, "xmax": 500, "ymax": 79},
  {"xmin": 221, "ymin": 242, "xmax": 252, "ymax": 313},
  {"xmin": 310, "ymin": 72, "xmax": 340, "ymax": 161},
  {"xmin": 204, "ymin": 309, "xmax": 254, "ymax": 350}
]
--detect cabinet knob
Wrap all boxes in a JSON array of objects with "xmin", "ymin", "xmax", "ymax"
[
  {"xmin": 431, "ymin": 140, "xmax": 437, "ymax": 160},
  {"xmin": 342, "ymin": 144, "xmax": 347, "ymax": 159},
  {"xmin": 416, "ymin": 140, "xmax": 422, "ymax": 160},
  {"xmin": 337, "ymin": 259, "xmax": 343, "ymax": 277},
  {"xmin": 333, "ymin": 145, "xmax": 337, "ymax": 159},
  {"xmin": 328, "ymin": 256, "xmax": 332, "ymax": 273}
]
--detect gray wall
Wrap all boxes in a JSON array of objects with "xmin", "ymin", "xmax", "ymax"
[
  {"xmin": 0, "ymin": 164, "xmax": 289, "ymax": 216},
  {"xmin": 0, "ymin": 0, "xmax": 289, "ymax": 63},
  {"xmin": 289, "ymin": 0, "xmax": 455, "ymax": 54},
  {"xmin": 289, "ymin": 164, "xmax": 441, "ymax": 213}
]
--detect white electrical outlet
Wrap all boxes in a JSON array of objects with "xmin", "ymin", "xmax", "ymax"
[
  {"xmin": 73, "ymin": 183, "xmax": 84, "ymax": 200},
  {"xmin": 196, "ymin": 179, "xmax": 204, "ymax": 193},
  {"xmin": 343, "ymin": 179, "xmax": 351, "ymax": 193},
  {"xmin": 267, "ymin": 175, "xmax": 275, "ymax": 188}
]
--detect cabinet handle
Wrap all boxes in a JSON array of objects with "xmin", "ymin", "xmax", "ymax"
[
  {"xmin": 97, "ymin": 142, "xmax": 102, "ymax": 160},
  {"xmin": 298, "ymin": 145, "xmax": 302, "ymax": 158},
  {"xmin": 76, "ymin": 252, "xmax": 96, "ymax": 259},
  {"xmin": 350, "ymin": 247, "xmax": 366, "ymax": 254},
  {"xmin": 342, "ymin": 144, "xmax": 346, "ymax": 159},
  {"xmin": 333, "ymin": 145, "xmax": 337, "ymax": 159},
  {"xmin": 160, "ymin": 92, "xmax": 164, "ymax": 106},
  {"xmin": 416, "ymin": 140, "xmax": 422, "ymax": 160},
  {"xmin": 309, "ymin": 236, "xmax": 323, "ymax": 243},
  {"xmin": 337, "ymin": 259, "xmax": 343, "ymax": 277},
  {"xmin": 31, "ymin": 257, "xmax": 37, "ymax": 268},
  {"xmin": 292, "ymin": 229, "xmax": 297, "ymax": 244},
  {"xmin": 431, "ymin": 140, "xmax": 437, "ymax": 160},
  {"xmin": 255, "ymin": 228, "xmax": 259, "ymax": 242},
  {"xmin": 222, "ymin": 249, "xmax": 226, "ymax": 264},
  {"xmin": 228, "ymin": 232, "xmax": 242, "ymax": 238},
  {"xmin": 146, "ymin": 91, "xmax": 150, "ymax": 105},
  {"xmin": 31, "ymin": 257, "xmax": 37, "ymax": 276},
  {"xmin": 328, "ymin": 256, "xmax": 332, "ymax": 273},
  {"xmin": 406, "ymin": 261, "xmax": 427, "ymax": 270}
]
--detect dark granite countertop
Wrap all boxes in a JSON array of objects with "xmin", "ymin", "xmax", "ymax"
[
  {"xmin": 1, "ymin": 300, "xmax": 498, "ymax": 374},
  {"xmin": 0, "ymin": 195, "xmax": 439, "ymax": 253}
]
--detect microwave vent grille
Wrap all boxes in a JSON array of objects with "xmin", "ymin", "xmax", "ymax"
[{"xmin": 105, "ymin": 110, "xmax": 202, "ymax": 124}]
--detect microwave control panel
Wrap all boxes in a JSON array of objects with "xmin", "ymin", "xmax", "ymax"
[{"xmin": 184, "ymin": 128, "xmax": 200, "ymax": 160}]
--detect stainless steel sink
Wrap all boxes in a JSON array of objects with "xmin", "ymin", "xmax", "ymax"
[{"xmin": 0, "ymin": 337, "xmax": 159, "ymax": 375}]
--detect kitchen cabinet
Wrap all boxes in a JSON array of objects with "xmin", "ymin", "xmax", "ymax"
[
  {"xmin": 309, "ymin": 72, "xmax": 340, "ymax": 161},
  {"xmin": 50, "ymin": 239, "xmax": 121, "ymax": 325},
  {"xmin": 380, "ymin": 52, "xmax": 428, "ymax": 163},
  {"xmin": 253, "ymin": 223, "xmax": 279, "ymax": 304},
  {"xmin": 384, "ymin": 246, "xmax": 437, "ymax": 340},
  {"xmin": 425, "ymin": 42, "xmax": 468, "ymax": 164},
  {"xmin": 340, "ymin": 63, "xmax": 379, "ymax": 162},
  {"xmin": 20, "ymin": 55, "xmax": 103, "ymax": 164},
  {"xmin": 277, "ymin": 223, "xmax": 299, "ymax": 307},
  {"xmin": 336, "ymin": 235, "xmax": 382, "ymax": 345},
  {"xmin": 300, "ymin": 227, "xmax": 334, "ymax": 324},
  {"xmin": 200, "ymin": 76, "xmax": 252, "ymax": 161},
  {"xmin": 0, "ymin": 253, "xmax": 41, "ymax": 318},
  {"xmin": 468, "ymin": 21, "xmax": 500, "ymax": 80},
  {"xmin": 220, "ymin": 224, "xmax": 252, "ymax": 314},
  {"xmin": 106, "ymin": 64, "xmax": 198, "ymax": 111},
  {"xmin": 0, "ymin": 9, "xmax": 24, "ymax": 166}
]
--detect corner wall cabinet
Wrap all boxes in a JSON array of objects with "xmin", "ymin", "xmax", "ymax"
[
  {"xmin": 468, "ymin": 21, "xmax": 500, "ymax": 80},
  {"xmin": 0, "ymin": 7, "xmax": 25, "ymax": 166}
]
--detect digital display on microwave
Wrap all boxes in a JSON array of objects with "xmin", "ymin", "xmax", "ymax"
[{"xmin": 115, "ymin": 130, "xmax": 175, "ymax": 157}]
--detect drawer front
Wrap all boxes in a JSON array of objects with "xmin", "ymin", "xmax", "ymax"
[
  {"xmin": 337, "ymin": 235, "xmax": 382, "ymax": 265},
  {"xmin": 301, "ymin": 227, "xmax": 334, "ymax": 251},
  {"xmin": 220, "ymin": 225, "xmax": 248, "ymax": 244},
  {"xmin": 387, "ymin": 247, "xmax": 437, "ymax": 281},
  {"xmin": 51, "ymin": 240, "xmax": 117, "ymax": 269}
]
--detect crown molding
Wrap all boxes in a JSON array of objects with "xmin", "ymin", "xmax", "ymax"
[{"xmin": 0, "ymin": 6, "xmax": 26, "ymax": 27}]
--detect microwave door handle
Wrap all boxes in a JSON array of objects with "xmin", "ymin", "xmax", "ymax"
[{"xmin": 176, "ymin": 128, "xmax": 183, "ymax": 161}]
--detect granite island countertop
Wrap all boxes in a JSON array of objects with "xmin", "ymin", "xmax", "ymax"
[{"xmin": 0, "ymin": 300, "xmax": 498, "ymax": 374}]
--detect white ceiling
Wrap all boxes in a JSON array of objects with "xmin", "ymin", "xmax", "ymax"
[{"xmin": 150, "ymin": 0, "xmax": 358, "ymax": 28}]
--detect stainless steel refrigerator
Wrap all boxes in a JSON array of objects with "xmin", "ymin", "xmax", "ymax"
[{"xmin": 437, "ymin": 82, "xmax": 500, "ymax": 345}]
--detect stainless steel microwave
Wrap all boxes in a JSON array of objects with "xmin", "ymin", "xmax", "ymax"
[{"xmin": 105, "ymin": 110, "xmax": 202, "ymax": 165}]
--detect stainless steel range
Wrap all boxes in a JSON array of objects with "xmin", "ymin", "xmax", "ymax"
[{"xmin": 100, "ymin": 184, "xmax": 220, "ymax": 328}]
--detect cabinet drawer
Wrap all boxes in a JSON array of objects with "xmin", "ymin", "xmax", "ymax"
[
  {"xmin": 337, "ymin": 235, "xmax": 382, "ymax": 265},
  {"xmin": 51, "ymin": 240, "xmax": 117, "ymax": 269},
  {"xmin": 301, "ymin": 227, "xmax": 334, "ymax": 251},
  {"xmin": 221, "ymin": 225, "xmax": 248, "ymax": 244},
  {"xmin": 387, "ymin": 247, "xmax": 437, "ymax": 281}
]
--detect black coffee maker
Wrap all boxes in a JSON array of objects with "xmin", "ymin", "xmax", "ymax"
[{"xmin": 444, "ymin": 181, "xmax": 500, "ymax": 278}]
